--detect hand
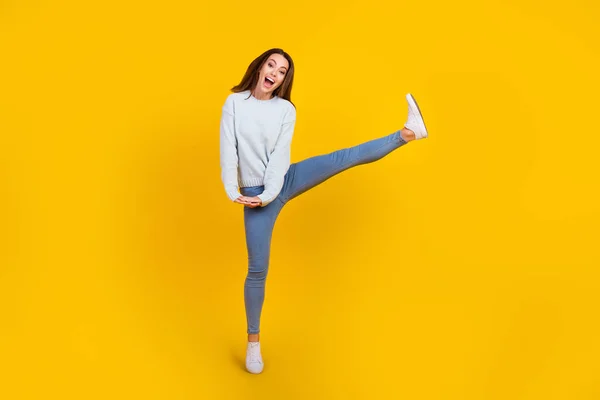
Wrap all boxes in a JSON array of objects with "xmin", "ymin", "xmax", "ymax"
[{"xmin": 234, "ymin": 196, "xmax": 262, "ymax": 208}]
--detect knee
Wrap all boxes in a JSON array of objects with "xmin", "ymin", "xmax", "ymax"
[{"xmin": 246, "ymin": 263, "xmax": 269, "ymax": 287}]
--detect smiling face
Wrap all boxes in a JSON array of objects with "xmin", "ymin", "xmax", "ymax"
[{"xmin": 253, "ymin": 53, "xmax": 289, "ymax": 99}]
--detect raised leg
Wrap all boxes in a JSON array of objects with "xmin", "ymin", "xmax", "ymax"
[{"xmin": 278, "ymin": 130, "xmax": 408, "ymax": 203}]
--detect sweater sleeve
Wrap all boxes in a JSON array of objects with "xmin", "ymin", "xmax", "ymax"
[
  {"xmin": 257, "ymin": 105, "xmax": 296, "ymax": 207},
  {"xmin": 219, "ymin": 97, "xmax": 241, "ymax": 202}
]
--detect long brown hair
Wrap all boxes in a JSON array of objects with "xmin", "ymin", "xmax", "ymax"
[{"xmin": 231, "ymin": 48, "xmax": 295, "ymax": 105}]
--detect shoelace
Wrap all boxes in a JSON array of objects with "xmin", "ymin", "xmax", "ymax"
[{"xmin": 248, "ymin": 343, "xmax": 262, "ymax": 363}]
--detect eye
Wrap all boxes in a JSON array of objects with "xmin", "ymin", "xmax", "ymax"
[
  {"xmin": 268, "ymin": 63, "xmax": 274, "ymax": 68},
  {"xmin": 279, "ymin": 70, "xmax": 285, "ymax": 75}
]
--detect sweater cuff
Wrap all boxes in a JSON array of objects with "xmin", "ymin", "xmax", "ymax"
[
  {"xmin": 256, "ymin": 193, "xmax": 274, "ymax": 207},
  {"xmin": 227, "ymin": 189, "xmax": 240, "ymax": 202}
]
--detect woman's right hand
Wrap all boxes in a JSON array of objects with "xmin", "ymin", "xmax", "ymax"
[{"xmin": 234, "ymin": 196, "xmax": 261, "ymax": 208}]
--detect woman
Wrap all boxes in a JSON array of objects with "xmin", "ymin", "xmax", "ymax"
[{"xmin": 219, "ymin": 48, "xmax": 428, "ymax": 374}]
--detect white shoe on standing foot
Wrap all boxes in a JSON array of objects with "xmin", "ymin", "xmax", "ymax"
[
  {"xmin": 246, "ymin": 341, "xmax": 264, "ymax": 374},
  {"xmin": 404, "ymin": 93, "xmax": 428, "ymax": 139}
]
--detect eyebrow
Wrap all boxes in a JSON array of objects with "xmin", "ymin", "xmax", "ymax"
[{"xmin": 268, "ymin": 58, "xmax": 288, "ymax": 71}]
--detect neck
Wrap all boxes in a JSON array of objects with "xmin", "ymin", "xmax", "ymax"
[{"xmin": 252, "ymin": 89, "xmax": 273, "ymax": 101}]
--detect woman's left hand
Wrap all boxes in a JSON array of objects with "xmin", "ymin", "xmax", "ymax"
[{"xmin": 238, "ymin": 196, "xmax": 262, "ymax": 208}]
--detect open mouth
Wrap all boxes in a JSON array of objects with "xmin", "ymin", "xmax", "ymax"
[{"xmin": 264, "ymin": 76, "xmax": 275, "ymax": 88}]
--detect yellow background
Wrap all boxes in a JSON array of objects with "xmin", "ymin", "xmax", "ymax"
[{"xmin": 1, "ymin": 0, "xmax": 599, "ymax": 398}]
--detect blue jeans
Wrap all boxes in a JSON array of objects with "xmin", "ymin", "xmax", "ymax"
[{"xmin": 240, "ymin": 130, "xmax": 408, "ymax": 334}]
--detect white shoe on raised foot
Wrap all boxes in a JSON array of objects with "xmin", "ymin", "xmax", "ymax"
[
  {"xmin": 404, "ymin": 93, "xmax": 428, "ymax": 139},
  {"xmin": 246, "ymin": 341, "xmax": 264, "ymax": 374}
]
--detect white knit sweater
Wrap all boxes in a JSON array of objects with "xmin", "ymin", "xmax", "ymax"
[{"xmin": 219, "ymin": 90, "xmax": 296, "ymax": 206}]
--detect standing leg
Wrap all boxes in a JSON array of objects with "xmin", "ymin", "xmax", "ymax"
[
  {"xmin": 242, "ymin": 187, "xmax": 284, "ymax": 336},
  {"xmin": 241, "ymin": 186, "xmax": 284, "ymax": 374},
  {"xmin": 279, "ymin": 129, "xmax": 410, "ymax": 203}
]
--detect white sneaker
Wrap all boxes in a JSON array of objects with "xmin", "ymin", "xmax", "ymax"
[
  {"xmin": 404, "ymin": 93, "xmax": 428, "ymax": 139},
  {"xmin": 246, "ymin": 341, "xmax": 264, "ymax": 374}
]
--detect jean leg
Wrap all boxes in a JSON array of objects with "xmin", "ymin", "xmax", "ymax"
[
  {"xmin": 279, "ymin": 130, "xmax": 407, "ymax": 202},
  {"xmin": 241, "ymin": 186, "xmax": 284, "ymax": 335}
]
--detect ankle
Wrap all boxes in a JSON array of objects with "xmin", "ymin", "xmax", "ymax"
[
  {"xmin": 401, "ymin": 127, "xmax": 416, "ymax": 142},
  {"xmin": 248, "ymin": 333, "xmax": 260, "ymax": 342}
]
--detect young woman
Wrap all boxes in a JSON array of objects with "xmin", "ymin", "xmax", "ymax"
[{"xmin": 219, "ymin": 48, "xmax": 428, "ymax": 374}]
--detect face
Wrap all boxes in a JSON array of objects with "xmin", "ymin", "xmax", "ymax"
[{"xmin": 255, "ymin": 53, "xmax": 289, "ymax": 98}]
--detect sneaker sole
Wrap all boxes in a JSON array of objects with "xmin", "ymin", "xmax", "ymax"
[{"xmin": 407, "ymin": 94, "xmax": 428, "ymax": 137}]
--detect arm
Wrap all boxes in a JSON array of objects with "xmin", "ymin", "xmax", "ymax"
[
  {"xmin": 220, "ymin": 97, "xmax": 241, "ymax": 202},
  {"xmin": 256, "ymin": 106, "xmax": 296, "ymax": 207}
]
